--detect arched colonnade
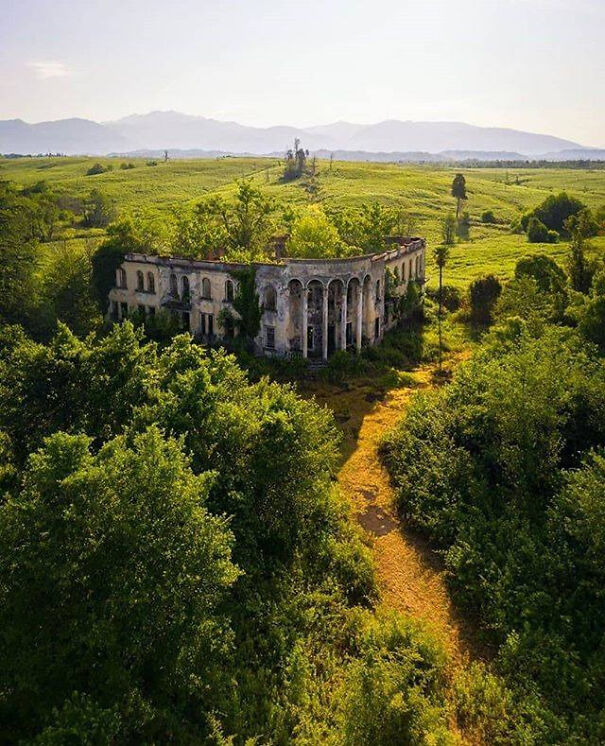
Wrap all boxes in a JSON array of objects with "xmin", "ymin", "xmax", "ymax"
[{"xmin": 287, "ymin": 274, "xmax": 378, "ymax": 359}]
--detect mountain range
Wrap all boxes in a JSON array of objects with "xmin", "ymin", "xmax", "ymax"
[{"xmin": 0, "ymin": 110, "xmax": 600, "ymax": 160}]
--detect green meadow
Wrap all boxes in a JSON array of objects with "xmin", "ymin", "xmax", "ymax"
[{"xmin": 2, "ymin": 155, "xmax": 604, "ymax": 288}]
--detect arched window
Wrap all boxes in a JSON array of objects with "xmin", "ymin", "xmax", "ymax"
[
  {"xmin": 117, "ymin": 268, "xmax": 127, "ymax": 289},
  {"xmin": 136, "ymin": 271, "xmax": 144, "ymax": 291},
  {"xmin": 225, "ymin": 279, "xmax": 234, "ymax": 302},
  {"xmin": 202, "ymin": 277, "xmax": 211, "ymax": 299},
  {"xmin": 375, "ymin": 279, "xmax": 381, "ymax": 301},
  {"xmin": 182, "ymin": 275, "xmax": 190, "ymax": 298},
  {"xmin": 170, "ymin": 273, "xmax": 178, "ymax": 297},
  {"xmin": 147, "ymin": 272, "xmax": 155, "ymax": 294},
  {"xmin": 263, "ymin": 284, "xmax": 277, "ymax": 312}
]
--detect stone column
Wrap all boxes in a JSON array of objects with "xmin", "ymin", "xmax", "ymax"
[
  {"xmin": 341, "ymin": 284, "xmax": 348, "ymax": 350},
  {"xmin": 322, "ymin": 284, "xmax": 328, "ymax": 360},
  {"xmin": 356, "ymin": 283, "xmax": 363, "ymax": 351},
  {"xmin": 302, "ymin": 284, "xmax": 308, "ymax": 359}
]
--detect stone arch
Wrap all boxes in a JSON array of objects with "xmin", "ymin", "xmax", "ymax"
[
  {"xmin": 362, "ymin": 274, "xmax": 373, "ymax": 343},
  {"xmin": 287, "ymin": 279, "xmax": 303, "ymax": 353},
  {"xmin": 347, "ymin": 276, "xmax": 362, "ymax": 350},
  {"xmin": 306, "ymin": 279, "xmax": 325, "ymax": 358},
  {"xmin": 225, "ymin": 279, "xmax": 234, "ymax": 302}
]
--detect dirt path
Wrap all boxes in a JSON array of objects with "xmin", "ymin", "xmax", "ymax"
[{"xmin": 304, "ymin": 365, "xmax": 488, "ymax": 665}]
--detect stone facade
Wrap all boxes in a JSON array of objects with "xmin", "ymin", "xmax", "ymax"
[{"xmin": 108, "ymin": 237, "xmax": 426, "ymax": 359}]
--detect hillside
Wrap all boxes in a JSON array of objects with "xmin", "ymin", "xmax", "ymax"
[{"xmin": 2, "ymin": 155, "xmax": 603, "ymax": 288}]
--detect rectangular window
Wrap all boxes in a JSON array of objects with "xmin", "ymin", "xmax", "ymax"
[
  {"xmin": 307, "ymin": 326, "xmax": 314, "ymax": 351},
  {"xmin": 265, "ymin": 326, "xmax": 275, "ymax": 349},
  {"xmin": 207, "ymin": 314, "xmax": 214, "ymax": 337}
]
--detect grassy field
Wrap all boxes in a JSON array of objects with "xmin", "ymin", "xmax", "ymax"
[{"xmin": 2, "ymin": 155, "xmax": 604, "ymax": 289}]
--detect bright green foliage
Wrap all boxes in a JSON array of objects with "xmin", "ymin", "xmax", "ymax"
[
  {"xmin": 209, "ymin": 180, "xmax": 276, "ymax": 259},
  {"xmin": 0, "ymin": 325, "xmax": 385, "ymax": 742},
  {"xmin": 81, "ymin": 188, "xmax": 117, "ymax": 227},
  {"xmin": 578, "ymin": 268, "xmax": 605, "ymax": 350},
  {"xmin": 0, "ymin": 426, "xmax": 238, "ymax": 742},
  {"xmin": 286, "ymin": 204, "xmax": 347, "ymax": 258},
  {"xmin": 522, "ymin": 191, "xmax": 586, "ymax": 235},
  {"xmin": 340, "ymin": 614, "xmax": 454, "ymax": 745},
  {"xmin": 91, "ymin": 219, "xmax": 143, "ymax": 311},
  {"xmin": 381, "ymin": 324, "xmax": 605, "ymax": 742},
  {"xmin": 0, "ymin": 181, "xmax": 38, "ymax": 326},
  {"xmin": 514, "ymin": 253, "xmax": 567, "ymax": 295},
  {"xmin": 0, "ymin": 322, "xmax": 156, "ymax": 464},
  {"xmin": 39, "ymin": 240, "xmax": 101, "ymax": 337},
  {"xmin": 172, "ymin": 198, "xmax": 230, "ymax": 258},
  {"xmin": 567, "ymin": 218, "xmax": 597, "ymax": 293}
]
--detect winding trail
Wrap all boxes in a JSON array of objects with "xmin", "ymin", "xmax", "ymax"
[{"xmin": 303, "ymin": 364, "xmax": 489, "ymax": 665}]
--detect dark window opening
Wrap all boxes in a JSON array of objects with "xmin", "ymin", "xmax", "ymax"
[
  {"xmin": 307, "ymin": 325, "xmax": 315, "ymax": 351},
  {"xmin": 265, "ymin": 326, "xmax": 275, "ymax": 349}
]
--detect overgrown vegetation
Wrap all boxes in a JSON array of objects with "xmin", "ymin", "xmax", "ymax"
[{"xmin": 381, "ymin": 252, "xmax": 605, "ymax": 743}]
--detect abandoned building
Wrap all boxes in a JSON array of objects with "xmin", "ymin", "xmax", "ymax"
[{"xmin": 108, "ymin": 237, "xmax": 426, "ymax": 359}]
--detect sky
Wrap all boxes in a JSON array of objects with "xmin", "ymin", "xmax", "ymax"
[{"xmin": 1, "ymin": 0, "xmax": 604, "ymax": 146}]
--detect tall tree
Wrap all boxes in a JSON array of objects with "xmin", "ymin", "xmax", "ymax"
[
  {"xmin": 0, "ymin": 426, "xmax": 237, "ymax": 741},
  {"xmin": 451, "ymin": 173, "xmax": 467, "ymax": 220}
]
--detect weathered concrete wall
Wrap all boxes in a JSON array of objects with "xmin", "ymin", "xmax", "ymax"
[{"xmin": 108, "ymin": 238, "xmax": 426, "ymax": 358}]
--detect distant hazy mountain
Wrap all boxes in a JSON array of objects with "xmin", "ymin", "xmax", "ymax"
[
  {"xmin": 0, "ymin": 118, "xmax": 133, "ymax": 155},
  {"xmin": 0, "ymin": 110, "xmax": 592, "ymax": 158}
]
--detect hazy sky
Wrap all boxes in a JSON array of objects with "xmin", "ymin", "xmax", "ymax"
[{"xmin": 1, "ymin": 0, "xmax": 604, "ymax": 146}]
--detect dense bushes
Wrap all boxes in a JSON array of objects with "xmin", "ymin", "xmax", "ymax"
[
  {"xmin": 0, "ymin": 427, "xmax": 238, "ymax": 742},
  {"xmin": 468, "ymin": 274, "xmax": 502, "ymax": 324},
  {"xmin": 526, "ymin": 216, "xmax": 558, "ymax": 243},
  {"xmin": 381, "ymin": 321, "xmax": 605, "ymax": 742},
  {"xmin": 521, "ymin": 192, "xmax": 586, "ymax": 235},
  {"xmin": 0, "ymin": 323, "xmax": 402, "ymax": 742}
]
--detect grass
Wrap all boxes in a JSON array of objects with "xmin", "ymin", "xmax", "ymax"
[{"xmin": 2, "ymin": 155, "xmax": 604, "ymax": 289}]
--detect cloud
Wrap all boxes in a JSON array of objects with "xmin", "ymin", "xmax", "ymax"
[{"xmin": 27, "ymin": 61, "xmax": 73, "ymax": 79}]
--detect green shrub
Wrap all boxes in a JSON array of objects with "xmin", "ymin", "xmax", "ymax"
[
  {"xmin": 86, "ymin": 162, "xmax": 108, "ymax": 176},
  {"xmin": 527, "ymin": 216, "xmax": 557, "ymax": 243},
  {"xmin": 468, "ymin": 275, "xmax": 502, "ymax": 324},
  {"xmin": 481, "ymin": 210, "xmax": 497, "ymax": 224}
]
